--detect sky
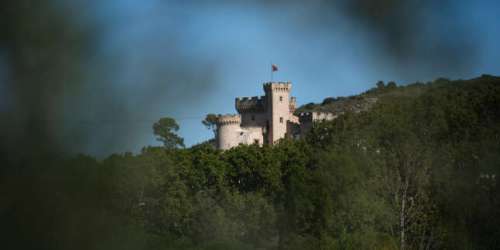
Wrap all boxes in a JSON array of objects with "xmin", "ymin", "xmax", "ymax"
[{"xmin": 1, "ymin": 0, "xmax": 500, "ymax": 157}]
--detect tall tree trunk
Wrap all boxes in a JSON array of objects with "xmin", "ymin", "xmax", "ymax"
[
  {"xmin": 400, "ymin": 193, "xmax": 406, "ymax": 250},
  {"xmin": 400, "ymin": 176, "xmax": 409, "ymax": 250}
]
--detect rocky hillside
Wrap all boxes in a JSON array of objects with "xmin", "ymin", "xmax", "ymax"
[{"xmin": 296, "ymin": 75, "xmax": 499, "ymax": 115}]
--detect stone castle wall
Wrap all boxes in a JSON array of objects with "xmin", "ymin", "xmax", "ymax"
[
  {"xmin": 235, "ymin": 96, "xmax": 266, "ymax": 113},
  {"xmin": 216, "ymin": 114, "xmax": 242, "ymax": 150},
  {"xmin": 298, "ymin": 112, "xmax": 338, "ymax": 136},
  {"xmin": 264, "ymin": 82, "xmax": 292, "ymax": 144},
  {"xmin": 213, "ymin": 82, "xmax": 335, "ymax": 150}
]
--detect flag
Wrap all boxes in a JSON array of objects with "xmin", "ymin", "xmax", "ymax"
[{"xmin": 272, "ymin": 64, "xmax": 278, "ymax": 72}]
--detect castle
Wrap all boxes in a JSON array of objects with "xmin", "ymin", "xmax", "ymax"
[{"xmin": 214, "ymin": 81, "xmax": 336, "ymax": 150}]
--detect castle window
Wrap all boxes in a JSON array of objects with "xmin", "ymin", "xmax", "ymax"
[
  {"xmin": 280, "ymin": 117, "xmax": 283, "ymax": 123},
  {"xmin": 279, "ymin": 96, "xmax": 283, "ymax": 102},
  {"xmin": 254, "ymin": 139, "xmax": 259, "ymax": 144},
  {"xmin": 240, "ymin": 132, "xmax": 244, "ymax": 136}
]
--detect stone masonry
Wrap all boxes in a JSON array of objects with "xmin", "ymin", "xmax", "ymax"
[{"xmin": 214, "ymin": 81, "xmax": 335, "ymax": 150}]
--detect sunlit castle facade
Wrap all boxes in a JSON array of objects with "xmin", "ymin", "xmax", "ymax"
[{"xmin": 214, "ymin": 82, "xmax": 336, "ymax": 150}]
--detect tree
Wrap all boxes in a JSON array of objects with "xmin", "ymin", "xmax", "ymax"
[
  {"xmin": 376, "ymin": 81, "xmax": 385, "ymax": 89},
  {"xmin": 202, "ymin": 113, "xmax": 218, "ymax": 136},
  {"xmin": 322, "ymin": 97, "xmax": 336, "ymax": 105},
  {"xmin": 387, "ymin": 81, "xmax": 397, "ymax": 89},
  {"xmin": 153, "ymin": 117, "xmax": 184, "ymax": 148}
]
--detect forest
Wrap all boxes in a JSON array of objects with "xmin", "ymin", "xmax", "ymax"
[{"xmin": 2, "ymin": 75, "xmax": 500, "ymax": 250}]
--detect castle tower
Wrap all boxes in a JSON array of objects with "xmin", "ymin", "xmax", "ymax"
[
  {"xmin": 264, "ymin": 82, "xmax": 292, "ymax": 144},
  {"xmin": 216, "ymin": 114, "xmax": 242, "ymax": 150}
]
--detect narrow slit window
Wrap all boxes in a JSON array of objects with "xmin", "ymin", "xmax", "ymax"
[
  {"xmin": 280, "ymin": 117, "xmax": 284, "ymax": 123},
  {"xmin": 279, "ymin": 96, "xmax": 283, "ymax": 102}
]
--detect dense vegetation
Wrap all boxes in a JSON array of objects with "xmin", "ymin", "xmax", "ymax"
[{"xmin": 2, "ymin": 75, "xmax": 500, "ymax": 250}]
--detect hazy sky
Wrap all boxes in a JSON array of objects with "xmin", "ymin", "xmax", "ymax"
[{"xmin": 2, "ymin": 0, "xmax": 500, "ymax": 157}]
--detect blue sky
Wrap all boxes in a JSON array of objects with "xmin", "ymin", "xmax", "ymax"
[{"xmin": 51, "ymin": 0, "xmax": 500, "ymax": 156}]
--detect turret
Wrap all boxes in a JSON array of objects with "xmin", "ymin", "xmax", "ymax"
[
  {"xmin": 210, "ymin": 80, "xmax": 302, "ymax": 150},
  {"xmin": 215, "ymin": 114, "xmax": 242, "ymax": 150}
]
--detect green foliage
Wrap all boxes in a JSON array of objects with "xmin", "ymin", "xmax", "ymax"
[
  {"xmin": 322, "ymin": 97, "xmax": 337, "ymax": 105},
  {"xmin": 153, "ymin": 117, "xmax": 185, "ymax": 148},
  {"xmin": 202, "ymin": 114, "xmax": 218, "ymax": 134},
  {"xmin": 7, "ymin": 75, "xmax": 500, "ymax": 249},
  {"xmin": 377, "ymin": 80, "xmax": 386, "ymax": 89}
]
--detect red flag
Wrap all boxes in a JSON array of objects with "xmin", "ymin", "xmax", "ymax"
[{"xmin": 272, "ymin": 64, "xmax": 278, "ymax": 72}]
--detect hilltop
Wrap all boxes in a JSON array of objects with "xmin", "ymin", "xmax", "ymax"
[
  {"xmin": 4, "ymin": 74, "xmax": 500, "ymax": 250},
  {"xmin": 296, "ymin": 74, "xmax": 500, "ymax": 116}
]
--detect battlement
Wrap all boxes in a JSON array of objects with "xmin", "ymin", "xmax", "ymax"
[
  {"xmin": 216, "ymin": 114, "xmax": 241, "ymax": 125},
  {"xmin": 235, "ymin": 95, "xmax": 266, "ymax": 113},
  {"xmin": 263, "ymin": 82, "xmax": 292, "ymax": 92},
  {"xmin": 210, "ymin": 79, "xmax": 342, "ymax": 150},
  {"xmin": 298, "ymin": 112, "xmax": 336, "ymax": 123}
]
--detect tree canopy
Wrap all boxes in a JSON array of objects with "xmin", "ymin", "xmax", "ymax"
[
  {"xmin": 153, "ymin": 117, "xmax": 184, "ymax": 148},
  {"xmin": 3, "ymin": 75, "xmax": 500, "ymax": 250},
  {"xmin": 202, "ymin": 113, "xmax": 218, "ymax": 135}
]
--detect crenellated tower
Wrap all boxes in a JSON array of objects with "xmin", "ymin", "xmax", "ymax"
[
  {"xmin": 263, "ymin": 82, "xmax": 292, "ymax": 144},
  {"xmin": 215, "ymin": 114, "xmax": 242, "ymax": 150},
  {"xmin": 211, "ymin": 80, "xmax": 326, "ymax": 150}
]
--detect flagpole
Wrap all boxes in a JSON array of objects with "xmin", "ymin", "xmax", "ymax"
[{"xmin": 270, "ymin": 62, "xmax": 273, "ymax": 82}]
